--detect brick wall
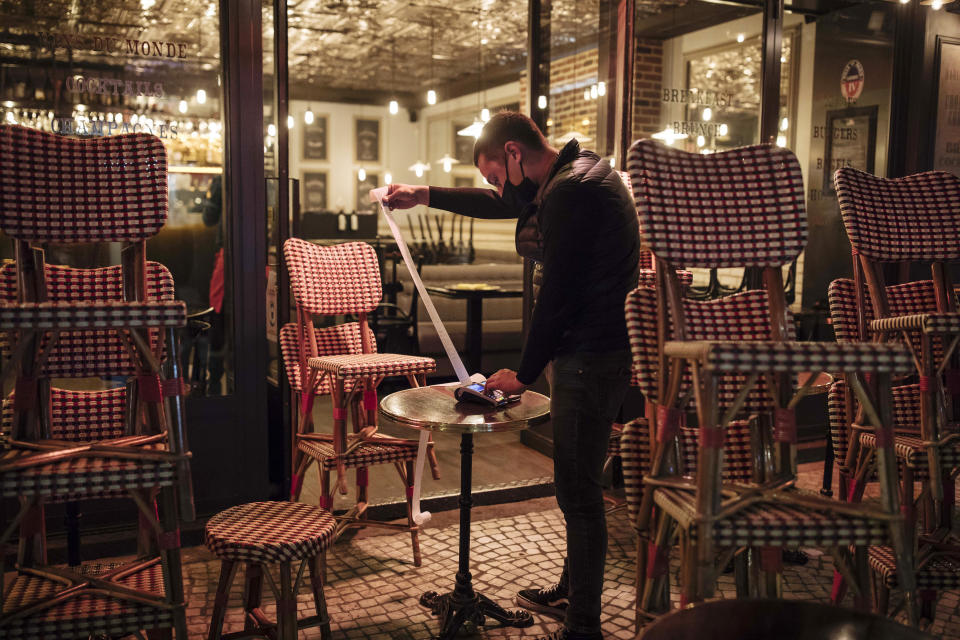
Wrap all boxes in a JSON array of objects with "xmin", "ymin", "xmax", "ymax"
[{"xmin": 632, "ymin": 38, "xmax": 663, "ymax": 141}]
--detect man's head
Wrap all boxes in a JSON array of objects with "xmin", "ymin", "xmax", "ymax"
[{"xmin": 473, "ymin": 111, "xmax": 553, "ymax": 196}]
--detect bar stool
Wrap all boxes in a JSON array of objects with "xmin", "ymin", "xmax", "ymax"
[{"xmin": 205, "ymin": 501, "xmax": 336, "ymax": 640}]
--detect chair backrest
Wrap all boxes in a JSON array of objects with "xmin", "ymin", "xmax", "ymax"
[
  {"xmin": 627, "ymin": 139, "xmax": 806, "ymax": 269},
  {"xmin": 284, "ymin": 238, "xmax": 382, "ymax": 316},
  {"xmin": 836, "ymin": 168, "xmax": 960, "ymax": 263},
  {"xmin": 0, "ymin": 124, "xmax": 168, "ymax": 243},
  {"xmin": 0, "ymin": 262, "xmax": 172, "ymax": 377}
]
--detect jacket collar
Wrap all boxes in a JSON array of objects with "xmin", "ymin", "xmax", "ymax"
[{"xmin": 535, "ymin": 139, "xmax": 582, "ymax": 204}]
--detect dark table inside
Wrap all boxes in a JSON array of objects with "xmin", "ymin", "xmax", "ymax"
[{"xmin": 425, "ymin": 285, "xmax": 523, "ymax": 374}]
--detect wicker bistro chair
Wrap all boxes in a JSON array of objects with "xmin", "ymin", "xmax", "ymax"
[
  {"xmin": 283, "ymin": 237, "xmax": 438, "ymax": 566},
  {"xmin": 0, "ymin": 125, "xmax": 194, "ymax": 638},
  {"xmin": 828, "ymin": 278, "xmax": 960, "ymax": 621},
  {"xmin": 625, "ymin": 139, "xmax": 919, "ymax": 624}
]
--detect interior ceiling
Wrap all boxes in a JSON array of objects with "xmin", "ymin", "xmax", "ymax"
[{"xmin": 0, "ymin": 0, "xmax": 692, "ymax": 99}]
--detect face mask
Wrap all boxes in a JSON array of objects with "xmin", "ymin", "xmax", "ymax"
[{"xmin": 501, "ymin": 152, "xmax": 538, "ymax": 212}]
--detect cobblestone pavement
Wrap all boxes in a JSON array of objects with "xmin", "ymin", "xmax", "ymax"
[{"xmin": 177, "ymin": 493, "xmax": 960, "ymax": 640}]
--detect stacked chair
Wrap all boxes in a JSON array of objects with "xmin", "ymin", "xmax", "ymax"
[
  {"xmin": 0, "ymin": 125, "xmax": 194, "ymax": 638},
  {"xmin": 281, "ymin": 237, "xmax": 439, "ymax": 566},
  {"xmin": 619, "ymin": 139, "xmax": 919, "ymax": 627},
  {"xmin": 826, "ymin": 168, "xmax": 960, "ymax": 622}
]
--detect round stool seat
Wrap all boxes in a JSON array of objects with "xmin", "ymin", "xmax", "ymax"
[{"xmin": 205, "ymin": 501, "xmax": 336, "ymax": 564}]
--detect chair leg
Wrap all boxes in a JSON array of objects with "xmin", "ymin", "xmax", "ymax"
[
  {"xmin": 278, "ymin": 562, "xmax": 297, "ymax": 640},
  {"xmin": 242, "ymin": 562, "xmax": 263, "ymax": 634},
  {"xmin": 404, "ymin": 459, "xmax": 422, "ymax": 567},
  {"xmin": 874, "ymin": 574, "xmax": 890, "ymax": 616},
  {"xmin": 310, "ymin": 553, "xmax": 333, "ymax": 640},
  {"xmin": 852, "ymin": 546, "xmax": 872, "ymax": 612},
  {"xmin": 920, "ymin": 589, "xmax": 937, "ymax": 623},
  {"xmin": 207, "ymin": 560, "xmax": 238, "ymax": 640},
  {"xmin": 17, "ymin": 498, "xmax": 46, "ymax": 567}
]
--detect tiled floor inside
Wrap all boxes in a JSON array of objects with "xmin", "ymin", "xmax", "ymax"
[{"xmin": 163, "ymin": 461, "xmax": 960, "ymax": 639}]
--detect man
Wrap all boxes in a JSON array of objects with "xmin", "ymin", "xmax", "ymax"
[{"xmin": 385, "ymin": 112, "xmax": 638, "ymax": 640}]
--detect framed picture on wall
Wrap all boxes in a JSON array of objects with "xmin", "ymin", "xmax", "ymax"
[
  {"xmin": 453, "ymin": 123, "xmax": 474, "ymax": 165},
  {"xmin": 454, "ymin": 176, "xmax": 474, "ymax": 188},
  {"xmin": 302, "ymin": 115, "xmax": 328, "ymax": 160},
  {"xmin": 356, "ymin": 172, "xmax": 379, "ymax": 213},
  {"xmin": 933, "ymin": 36, "xmax": 960, "ymax": 172},
  {"xmin": 355, "ymin": 118, "xmax": 381, "ymax": 163},
  {"xmin": 301, "ymin": 172, "xmax": 327, "ymax": 211},
  {"xmin": 822, "ymin": 105, "xmax": 877, "ymax": 195}
]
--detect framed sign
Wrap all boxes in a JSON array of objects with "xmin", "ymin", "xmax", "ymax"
[
  {"xmin": 933, "ymin": 37, "xmax": 960, "ymax": 173},
  {"xmin": 822, "ymin": 105, "xmax": 877, "ymax": 195},
  {"xmin": 355, "ymin": 118, "xmax": 381, "ymax": 163},
  {"xmin": 302, "ymin": 115, "xmax": 328, "ymax": 160},
  {"xmin": 356, "ymin": 172, "xmax": 379, "ymax": 213},
  {"xmin": 301, "ymin": 172, "xmax": 327, "ymax": 211},
  {"xmin": 453, "ymin": 123, "xmax": 474, "ymax": 165}
]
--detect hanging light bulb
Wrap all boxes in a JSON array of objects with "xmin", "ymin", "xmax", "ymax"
[
  {"xmin": 385, "ymin": 172, "xmax": 393, "ymax": 185},
  {"xmin": 458, "ymin": 119, "xmax": 484, "ymax": 139},
  {"xmin": 696, "ymin": 135, "xmax": 706, "ymax": 147},
  {"xmin": 718, "ymin": 123, "xmax": 729, "ymax": 136},
  {"xmin": 481, "ymin": 107, "xmax": 490, "ymax": 122},
  {"xmin": 597, "ymin": 82, "xmax": 606, "ymax": 97},
  {"xmin": 780, "ymin": 117, "xmax": 789, "ymax": 131},
  {"xmin": 702, "ymin": 107, "xmax": 713, "ymax": 121},
  {"xmin": 538, "ymin": 95, "xmax": 547, "ymax": 109},
  {"xmin": 408, "ymin": 161, "xmax": 430, "ymax": 178},
  {"xmin": 583, "ymin": 88, "xmax": 591, "ymax": 101},
  {"xmin": 358, "ymin": 167, "xmax": 366, "ymax": 181},
  {"xmin": 777, "ymin": 135, "xmax": 787, "ymax": 147},
  {"xmin": 287, "ymin": 114, "xmax": 294, "ymax": 129},
  {"xmin": 196, "ymin": 89, "xmax": 207, "ymax": 104},
  {"xmin": 267, "ymin": 123, "xmax": 277, "ymax": 137},
  {"xmin": 737, "ymin": 33, "xmax": 745, "ymax": 43},
  {"xmin": 590, "ymin": 84, "xmax": 598, "ymax": 100},
  {"xmin": 437, "ymin": 153, "xmax": 459, "ymax": 173},
  {"xmin": 178, "ymin": 99, "xmax": 187, "ymax": 113},
  {"xmin": 389, "ymin": 100, "xmax": 399, "ymax": 115},
  {"xmin": 933, "ymin": 0, "xmax": 943, "ymax": 8},
  {"xmin": 427, "ymin": 90, "xmax": 437, "ymax": 105},
  {"xmin": 304, "ymin": 108, "xmax": 314, "ymax": 125}
]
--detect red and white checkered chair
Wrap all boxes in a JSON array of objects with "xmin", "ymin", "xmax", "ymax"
[
  {"xmin": 625, "ymin": 139, "xmax": 919, "ymax": 625},
  {"xmin": 283, "ymin": 237, "xmax": 438, "ymax": 566},
  {"xmin": 0, "ymin": 124, "xmax": 193, "ymax": 639}
]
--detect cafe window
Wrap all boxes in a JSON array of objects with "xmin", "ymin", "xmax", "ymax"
[{"xmin": 0, "ymin": 1, "xmax": 232, "ymax": 396}]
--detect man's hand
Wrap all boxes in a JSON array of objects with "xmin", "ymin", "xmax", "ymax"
[
  {"xmin": 383, "ymin": 184, "xmax": 428, "ymax": 210},
  {"xmin": 485, "ymin": 369, "xmax": 527, "ymax": 395}
]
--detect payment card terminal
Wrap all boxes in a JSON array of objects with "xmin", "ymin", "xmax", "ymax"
[{"xmin": 454, "ymin": 382, "xmax": 521, "ymax": 408}]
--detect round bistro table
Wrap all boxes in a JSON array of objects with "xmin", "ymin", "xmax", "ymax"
[{"xmin": 380, "ymin": 385, "xmax": 551, "ymax": 640}]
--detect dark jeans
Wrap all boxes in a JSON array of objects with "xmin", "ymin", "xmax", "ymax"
[{"xmin": 550, "ymin": 350, "xmax": 631, "ymax": 635}]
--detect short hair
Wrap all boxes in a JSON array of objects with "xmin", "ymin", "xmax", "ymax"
[{"xmin": 473, "ymin": 111, "xmax": 547, "ymax": 166}]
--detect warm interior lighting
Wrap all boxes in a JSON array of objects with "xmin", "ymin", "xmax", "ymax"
[
  {"xmin": 304, "ymin": 108, "xmax": 314, "ymax": 125},
  {"xmin": 408, "ymin": 161, "xmax": 430, "ymax": 178},
  {"xmin": 718, "ymin": 123, "xmax": 729, "ymax": 136},
  {"xmin": 458, "ymin": 119, "xmax": 484, "ymax": 139},
  {"xmin": 196, "ymin": 89, "xmax": 207, "ymax": 104},
  {"xmin": 538, "ymin": 95, "xmax": 547, "ymax": 109},
  {"xmin": 932, "ymin": 0, "xmax": 943, "ymax": 8},
  {"xmin": 696, "ymin": 135, "xmax": 706, "ymax": 147},
  {"xmin": 437, "ymin": 154, "xmax": 459, "ymax": 173},
  {"xmin": 358, "ymin": 167, "xmax": 366, "ymax": 181},
  {"xmin": 780, "ymin": 117, "xmax": 789, "ymax": 131},
  {"xmin": 481, "ymin": 108, "xmax": 490, "ymax": 122},
  {"xmin": 583, "ymin": 88, "xmax": 591, "ymax": 101},
  {"xmin": 141, "ymin": 0, "xmax": 156, "ymax": 9},
  {"xmin": 737, "ymin": 33, "xmax": 745, "ymax": 43},
  {"xmin": 652, "ymin": 127, "xmax": 687, "ymax": 146},
  {"xmin": 385, "ymin": 172, "xmax": 393, "ymax": 185},
  {"xmin": 287, "ymin": 114, "xmax": 294, "ymax": 129},
  {"xmin": 389, "ymin": 100, "xmax": 399, "ymax": 115},
  {"xmin": 178, "ymin": 99, "xmax": 188, "ymax": 113},
  {"xmin": 555, "ymin": 130, "xmax": 593, "ymax": 144},
  {"xmin": 702, "ymin": 107, "xmax": 712, "ymax": 121},
  {"xmin": 267, "ymin": 123, "xmax": 277, "ymax": 137},
  {"xmin": 427, "ymin": 90, "xmax": 437, "ymax": 105},
  {"xmin": 597, "ymin": 81, "xmax": 606, "ymax": 97},
  {"xmin": 590, "ymin": 84, "xmax": 598, "ymax": 99},
  {"xmin": 777, "ymin": 135, "xmax": 787, "ymax": 147}
]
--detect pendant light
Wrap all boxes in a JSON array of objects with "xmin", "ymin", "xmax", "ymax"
[
  {"xmin": 304, "ymin": 106, "xmax": 314, "ymax": 124},
  {"xmin": 388, "ymin": 40, "xmax": 400, "ymax": 115},
  {"xmin": 408, "ymin": 161, "xmax": 431, "ymax": 178},
  {"xmin": 426, "ymin": 22, "xmax": 438, "ymax": 105},
  {"xmin": 458, "ymin": 3, "xmax": 487, "ymax": 140}
]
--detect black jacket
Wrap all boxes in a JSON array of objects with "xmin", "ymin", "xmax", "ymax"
[{"xmin": 429, "ymin": 140, "xmax": 639, "ymax": 384}]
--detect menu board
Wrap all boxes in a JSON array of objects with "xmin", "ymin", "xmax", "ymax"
[
  {"xmin": 934, "ymin": 38, "xmax": 960, "ymax": 173},
  {"xmin": 822, "ymin": 105, "xmax": 877, "ymax": 194},
  {"xmin": 302, "ymin": 172, "xmax": 327, "ymax": 211}
]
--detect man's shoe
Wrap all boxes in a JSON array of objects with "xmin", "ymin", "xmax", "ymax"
[
  {"xmin": 534, "ymin": 628, "xmax": 603, "ymax": 640},
  {"xmin": 516, "ymin": 581, "xmax": 569, "ymax": 621}
]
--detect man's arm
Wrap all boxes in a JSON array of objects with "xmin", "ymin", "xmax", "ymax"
[
  {"xmin": 383, "ymin": 184, "xmax": 516, "ymax": 219},
  {"xmin": 515, "ymin": 185, "xmax": 593, "ymax": 385}
]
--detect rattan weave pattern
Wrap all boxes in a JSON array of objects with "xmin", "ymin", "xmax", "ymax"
[
  {"xmin": 279, "ymin": 321, "xmax": 372, "ymax": 394},
  {"xmin": 3, "ymin": 387, "xmax": 128, "ymax": 442},
  {"xmin": 0, "ymin": 452, "xmax": 176, "ymax": 499},
  {"xmin": 627, "ymin": 140, "xmax": 806, "ymax": 269},
  {"xmin": 0, "ymin": 125, "xmax": 168, "ymax": 243},
  {"xmin": 836, "ymin": 168, "xmax": 960, "ymax": 262},
  {"xmin": 1, "ymin": 562, "xmax": 171, "ymax": 640},
  {"xmin": 0, "ymin": 300, "xmax": 185, "ymax": 330},
  {"xmin": 655, "ymin": 489, "xmax": 889, "ymax": 547},
  {"xmin": 298, "ymin": 437, "xmax": 419, "ymax": 469},
  {"xmin": 868, "ymin": 545, "xmax": 960, "ymax": 589},
  {"xmin": 307, "ymin": 352, "xmax": 436, "ymax": 378},
  {"xmin": 674, "ymin": 340, "xmax": 914, "ymax": 374},
  {"xmin": 284, "ymin": 238, "xmax": 382, "ymax": 315},
  {"xmin": 205, "ymin": 501, "xmax": 336, "ymax": 564}
]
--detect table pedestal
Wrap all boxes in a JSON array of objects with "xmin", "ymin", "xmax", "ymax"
[{"xmin": 419, "ymin": 433, "xmax": 533, "ymax": 639}]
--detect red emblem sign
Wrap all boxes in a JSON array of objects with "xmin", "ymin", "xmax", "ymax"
[{"xmin": 841, "ymin": 60, "xmax": 864, "ymax": 102}]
